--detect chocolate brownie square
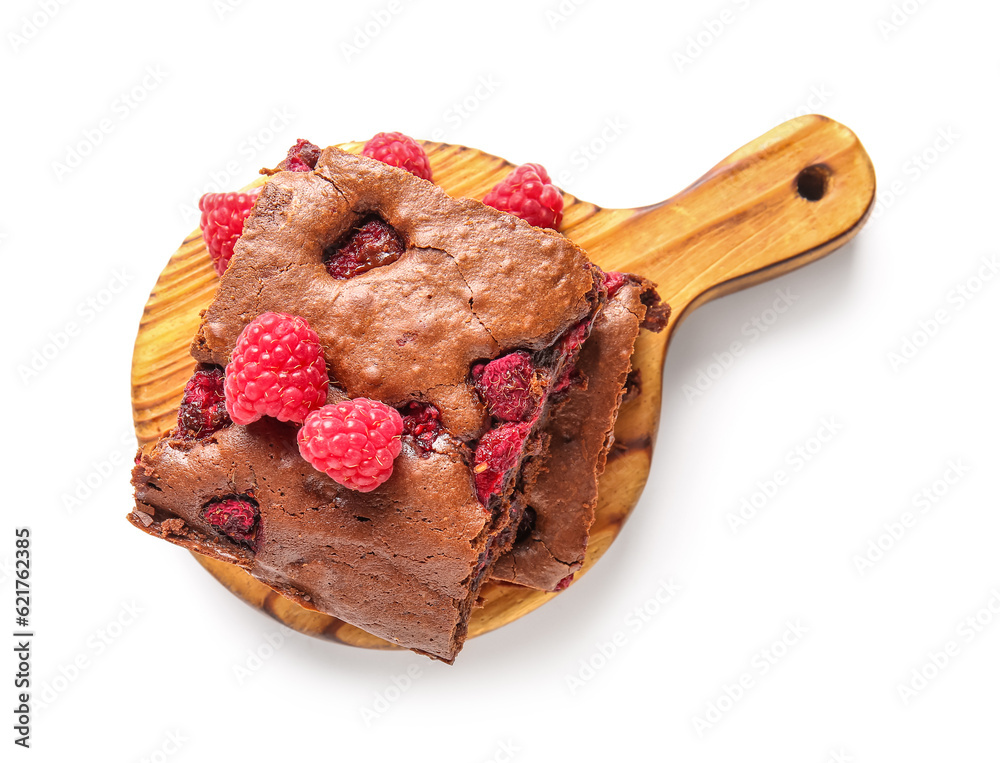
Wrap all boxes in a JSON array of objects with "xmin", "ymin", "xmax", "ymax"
[
  {"xmin": 490, "ymin": 276, "xmax": 667, "ymax": 591},
  {"xmin": 130, "ymin": 147, "xmax": 604, "ymax": 662}
]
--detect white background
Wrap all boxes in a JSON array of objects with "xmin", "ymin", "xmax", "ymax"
[{"xmin": 2, "ymin": 0, "xmax": 998, "ymax": 760}]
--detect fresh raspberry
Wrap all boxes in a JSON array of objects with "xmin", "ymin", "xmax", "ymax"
[
  {"xmin": 399, "ymin": 401, "xmax": 443, "ymax": 453},
  {"xmin": 475, "ymin": 352, "xmax": 541, "ymax": 422},
  {"xmin": 601, "ymin": 270, "xmax": 631, "ymax": 299},
  {"xmin": 297, "ymin": 399, "xmax": 404, "ymax": 492},
  {"xmin": 473, "ymin": 421, "xmax": 532, "ymax": 503},
  {"xmin": 199, "ymin": 188, "xmax": 262, "ymax": 276},
  {"xmin": 483, "ymin": 163, "xmax": 563, "ymax": 230},
  {"xmin": 224, "ymin": 312, "xmax": 328, "ymax": 426},
  {"xmin": 278, "ymin": 138, "xmax": 321, "ymax": 172},
  {"xmin": 362, "ymin": 132, "xmax": 432, "ymax": 181},
  {"xmin": 325, "ymin": 216, "xmax": 405, "ymax": 279},
  {"xmin": 202, "ymin": 495, "xmax": 258, "ymax": 545},
  {"xmin": 177, "ymin": 366, "xmax": 231, "ymax": 440}
]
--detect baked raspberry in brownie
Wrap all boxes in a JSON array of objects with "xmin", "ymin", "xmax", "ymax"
[
  {"xmin": 130, "ymin": 147, "xmax": 604, "ymax": 662},
  {"xmin": 490, "ymin": 275, "xmax": 668, "ymax": 591}
]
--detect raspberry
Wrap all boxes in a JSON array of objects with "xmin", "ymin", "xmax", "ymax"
[
  {"xmin": 177, "ymin": 366, "xmax": 231, "ymax": 440},
  {"xmin": 278, "ymin": 138, "xmax": 322, "ymax": 172},
  {"xmin": 199, "ymin": 188, "xmax": 262, "ymax": 276},
  {"xmin": 399, "ymin": 401, "xmax": 443, "ymax": 453},
  {"xmin": 224, "ymin": 312, "xmax": 328, "ymax": 426},
  {"xmin": 473, "ymin": 421, "xmax": 532, "ymax": 503},
  {"xmin": 362, "ymin": 132, "xmax": 433, "ymax": 181},
  {"xmin": 483, "ymin": 163, "xmax": 563, "ymax": 230},
  {"xmin": 202, "ymin": 495, "xmax": 258, "ymax": 545},
  {"xmin": 325, "ymin": 216, "xmax": 405, "ymax": 279},
  {"xmin": 601, "ymin": 270, "xmax": 631, "ymax": 299},
  {"xmin": 475, "ymin": 352, "xmax": 541, "ymax": 422},
  {"xmin": 297, "ymin": 399, "xmax": 404, "ymax": 492}
]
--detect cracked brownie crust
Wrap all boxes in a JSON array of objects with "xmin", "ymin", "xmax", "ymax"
[{"xmin": 193, "ymin": 147, "xmax": 599, "ymax": 440}]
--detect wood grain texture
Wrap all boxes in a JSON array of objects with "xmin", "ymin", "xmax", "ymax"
[{"xmin": 132, "ymin": 115, "xmax": 875, "ymax": 649}]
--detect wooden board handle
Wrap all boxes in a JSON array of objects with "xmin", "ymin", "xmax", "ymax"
[{"xmin": 574, "ymin": 115, "xmax": 876, "ymax": 334}]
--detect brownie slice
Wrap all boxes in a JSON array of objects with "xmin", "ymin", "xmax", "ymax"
[
  {"xmin": 490, "ymin": 276, "xmax": 668, "ymax": 591},
  {"xmin": 191, "ymin": 147, "xmax": 601, "ymax": 438},
  {"xmin": 130, "ymin": 148, "xmax": 604, "ymax": 662}
]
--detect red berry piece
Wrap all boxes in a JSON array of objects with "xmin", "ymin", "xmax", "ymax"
[
  {"xmin": 554, "ymin": 573, "xmax": 575, "ymax": 591},
  {"xmin": 483, "ymin": 163, "xmax": 563, "ymax": 230},
  {"xmin": 325, "ymin": 216, "xmax": 405, "ymax": 279},
  {"xmin": 553, "ymin": 320, "xmax": 591, "ymax": 393},
  {"xmin": 202, "ymin": 495, "xmax": 259, "ymax": 545},
  {"xmin": 199, "ymin": 188, "xmax": 262, "ymax": 276},
  {"xmin": 473, "ymin": 421, "xmax": 532, "ymax": 504},
  {"xmin": 601, "ymin": 270, "xmax": 631, "ymax": 299},
  {"xmin": 399, "ymin": 401, "xmax": 443, "ymax": 453},
  {"xmin": 297, "ymin": 399, "xmax": 404, "ymax": 492},
  {"xmin": 224, "ymin": 312, "xmax": 328, "ymax": 426},
  {"xmin": 278, "ymin": 139, "xmax": 322, "ymax": 172},
  {"xmin": 177, "ymin": 367, "xmax": 231, "ymax": 440},
  {"xmin": 362, "ymin": 131, "xmax": 432, "ymax": 181},
  {"xmin": 475, "ymin": 352, "xmax": 541, "ymax": 422},
  {"xmin": 558, "ymin": 320, "xmax": 590, "ymax": 359}
]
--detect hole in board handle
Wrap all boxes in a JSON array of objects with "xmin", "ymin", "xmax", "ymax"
[{"xmin": 796, "ymin": 164, "xmax": 832, "ymax": 202}]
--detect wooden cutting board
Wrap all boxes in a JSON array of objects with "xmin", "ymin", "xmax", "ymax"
[{"xmin": 131, "ymin": 115, "xmax": 875, "ymax": 651}]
